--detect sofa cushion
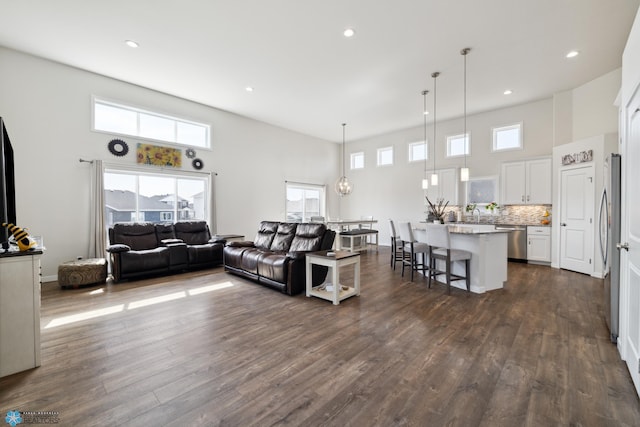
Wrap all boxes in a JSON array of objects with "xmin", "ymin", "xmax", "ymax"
[
  {"xmin": 289, "ymin": 223, "xmax": 326, "ymax": 252},
  {"xmin": 111, "ymin": 223, "xmax": 158, "ymax": 250},
  {"xmin": 270, "ymin": 223, "xmax": 297, "ymax": 251},
  {"xmin": 155, "ymin": 224, "xmax": 176, "ymax": 242},
  {"xmin": 174, "ymin": 221, "xmax": 211, "ymax": 245},
  {"xmin": 258, "ymin": 252, "xmax": 289, "ymax": 283},
  {"xmin": 254, "ymin": 221, "xmax": 279, "ymax": 250},
  {"xmin": 119, "ymin": 247, "xmax": 170, "ymax": 274}
]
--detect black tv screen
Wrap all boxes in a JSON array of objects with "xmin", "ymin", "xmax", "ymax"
[{"xmin": 0, "ymin": 117, "xmax": 17, "ymax": 250}]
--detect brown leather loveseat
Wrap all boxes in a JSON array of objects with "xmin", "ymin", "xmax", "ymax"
[
  {"xmin": 223, "ymin": 221, "xmax": 336, "ymax": 295},
  {"xmin": 107, "ymin": 221, "xmax": 225, "ymax": 282}
]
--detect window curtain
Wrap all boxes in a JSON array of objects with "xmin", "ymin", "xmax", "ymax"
[{"xmin": 88, "ymin": 160, "xmax": 106, "ymax": 259}]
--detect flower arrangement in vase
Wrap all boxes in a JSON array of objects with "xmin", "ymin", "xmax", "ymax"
[
  {"xmin": 426, "ymin": 197, "xmax": 449, "ymax": 223},
  {"xmin": 485, "ymin": 201, "xmax": 500, "ymax": 214}
]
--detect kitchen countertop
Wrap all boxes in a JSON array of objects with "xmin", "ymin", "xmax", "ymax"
[{"xmin": 447, "ymin": 225, "xmax": 513, "ymax": 234}]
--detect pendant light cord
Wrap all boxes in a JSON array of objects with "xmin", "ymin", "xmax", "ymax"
[
  {"xmin": 422, "ymin": 90, "xmax": 428, "ymax": 180},
  {"xmin": 462, "ymin": 48, "xmax": 470, "ymax": 169},
  {"xmin": 431, "ymin": 72, "xmax": 439, "ymax": 174},
  {"xmin": 342, "ymin": 123, "xmax": 346, "ymax": 176}
]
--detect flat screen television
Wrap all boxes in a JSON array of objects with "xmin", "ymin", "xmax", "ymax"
[{"xmin": 0, "ymin": 117, "xmax": 17, "ymax": 250}]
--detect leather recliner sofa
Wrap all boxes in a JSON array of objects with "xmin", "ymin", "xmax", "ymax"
[
  {"xmin": 107, "ymin": 221, "xmax": 225, "ymax": 282},
  {"xmin": 223, "ymin": 221, "xmax": 336, "ymax": 295}
]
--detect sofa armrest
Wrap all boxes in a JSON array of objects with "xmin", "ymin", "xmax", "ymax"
[
  {"xmin": 286, "ymin": 251, "xmax": 308, "ymax": 261},
  {"xmin": 107, "ymin": 244, "xmax": 131, "ymax": 253},
  {"xmin": 161, "ymin": 238, "xmax": 184, "ymax": 246},
  {"xmin": 226, "ymin": 240, "xmax": 255, "ymax": 248}
]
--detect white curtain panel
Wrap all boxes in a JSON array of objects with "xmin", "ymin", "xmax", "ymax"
[{"xmin": 88, "ymin": 160, "xmax": 106, "ymax": 259}]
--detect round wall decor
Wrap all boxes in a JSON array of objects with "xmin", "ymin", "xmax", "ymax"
[
  {"xmin": 192, "ymin": 158, "xmax": 204, "ymax": 170},
  {"xmin": 186, "ymin": 148, "xmax": 196, "ymax": 159},
  {"xmin": 108, "ymin": 139, "xmax": 129, "ymax": 157}
]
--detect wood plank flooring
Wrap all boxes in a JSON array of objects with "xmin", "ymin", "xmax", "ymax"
[{"xmin": 1, "ymin": 249, "xmax": 639, "ymax": 426}]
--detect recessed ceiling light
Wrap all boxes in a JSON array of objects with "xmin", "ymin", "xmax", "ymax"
[
  {"xmin": 503, "ymin": 90, "xmax": 513, "ymax": 95},
  {"xmin": 125, "ymin": 40, "xmax": 139, "ymax": 48},
  {"xmin": 566, "ymin": 50, "xmax": 579, "ymax": 58},
  {"xmin": 343, "ymin": 28, "xmax": 355, "ymax": 38},
  {"xmin": 245, "ymin": 86, "xmax": 254, "ymax": 92}
]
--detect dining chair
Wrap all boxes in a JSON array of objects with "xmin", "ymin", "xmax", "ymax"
[
  {"xmin": 397, "ymin": 221, "xmax": 429, "ymax": 281},
  {"xmin": 388, "ymin": 219, "xmax": 403, "ymax": 270},
  {"xmin": 424, "ymin": 224, "xmax": 471, "ymax": 294}
]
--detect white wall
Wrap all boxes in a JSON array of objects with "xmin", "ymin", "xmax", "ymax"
[{"xmin": 0, "ymin": 47, "xmax": 339, "ymax": 280}]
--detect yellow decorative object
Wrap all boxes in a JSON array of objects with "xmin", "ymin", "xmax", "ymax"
[
  {"xmin": 543, "ymin": 210, "xmax": 550, "ymax": 217},
  {"xmin": 136, "ymin": 143, "xmax": 182, "ymax": 167},
  {"xmin": 2, "ymin": 222, "xmax": 36, "ymax": 251}
]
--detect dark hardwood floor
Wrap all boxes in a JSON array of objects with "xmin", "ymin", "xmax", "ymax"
[{"xmin": 1, "ymin": 249, "xmax": 639, "ymax": 426}]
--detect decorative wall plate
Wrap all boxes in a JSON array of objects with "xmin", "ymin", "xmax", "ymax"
[
  {"xmin": 192, "ymin": 158, "xmax": 204, "ymax": 170},
  {"xmin": 186, "ymin": 148, "xmax": 196, "ymax": 159},
  {"xmin": 108, "ymin": 139, "xmax": 129, "ymax": 157}
]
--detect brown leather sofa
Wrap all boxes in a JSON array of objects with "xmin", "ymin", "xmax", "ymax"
[
  {"xmin": 223, "ymin": 221, "xmax": 336, "ymax": 295},
  {"xmin": 107, "ymin": 221, "xmax": 225, "ymax": 282}
]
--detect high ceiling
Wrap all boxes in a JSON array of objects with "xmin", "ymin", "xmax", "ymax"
[{"xmin": 0, "ymin": 1, "xmax": 638, "ymax": 142}]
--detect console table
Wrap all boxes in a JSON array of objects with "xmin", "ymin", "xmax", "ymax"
[
  {"xmin": 305, "ymin": 250, "xmax": 360, "ymax": 305},
  {"xmin": 0, "ymin": 251, "xmax": 42, "ymax": 377}
]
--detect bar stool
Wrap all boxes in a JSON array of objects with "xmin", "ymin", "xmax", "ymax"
[
  {"xmin": 424, "ymin": 224, "xmax": 471, "ymax": 294},
  {"xmin": 397, "ymin": 222, "xmax": 429, "ymax": 281},
  {"xmin": 388, "ymin": 219, "xmax": 403, "ymax": 270}
]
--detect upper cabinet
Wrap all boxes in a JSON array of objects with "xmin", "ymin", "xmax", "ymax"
[
  {"xmin": 425, "ymin": 168, "xmax": 458, "ymax": 206},
  {"xmin": 501, "ymin": 158, "xmax": 552, "ymax": 204}
]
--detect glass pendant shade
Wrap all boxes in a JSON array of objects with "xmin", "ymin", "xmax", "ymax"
[
  {"xmin": 460, "ymin": 167, "xmax": 469, "ymax": 182},
  {"xmin": 422, "ymin": 178, "xmax": 429, "ymax": 189},
  {"xmin": 431, "ymin": 173, "xmax": 438, "ymax": 186},
  {"xmin": 335, "ymin": 176, "xmax": 352, "ymax": 196}
]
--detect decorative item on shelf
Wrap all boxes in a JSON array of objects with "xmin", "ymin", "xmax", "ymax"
[
  {"xmin": 136, "ymin": 143, "xmax": 182, "ymax": 167},
  {"xmin": 425, "ymin": 196, "xmax": 449, "ymax": 223},
  {"xmin": 541, "ymin": 209, "xmax": 551, "ymax": 225},
  {"xmin": 185, "ymin": 148, "xmax": 196, "ymax": 159},
  {"xmin": 485, "ymin": 201, "xmax": 500, "ymax": 214},
  {"xmin": 192, "ymin": 158, "xmax": 204, "ymax": 170},
  {"xmin": 335, "ymin": 123, "xmax": 352, "ymax": 196},
  {"xmin": 108, "ymin": 139, "xmax": 129, "ymax": 157},
  {"xmin": 465, "ymin": 203, "xmax": 476, "ymax": 213},
  {"xmin": 2, "ymin": 222, "xmax": 36, "ymax": 252},
  {"xmin": 431, "ymin": 72, "xmax": 440, "ymax": 186},
  {"xmin": 460, "ymin": 47, "xmax": 471, "ymax": 182},
  {"xmin": 421, "ymin": 89, "xmax": 429, "ymax": 189}
]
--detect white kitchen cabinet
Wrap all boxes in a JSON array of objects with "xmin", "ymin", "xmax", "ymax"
[
  {"xmin": 0, "ymin": 252, "xmax": 42, "ymax": 377},
  {"xmin": 425, "ymin": 168, "xmax": 458, "ymax": 206},
  {"xmin": 501, "ymin": 158, "xmax": 552, "ymax": 204},
  {"xmin": 527, "ymin": 226, "xmax": 551, "ymax": 263}
]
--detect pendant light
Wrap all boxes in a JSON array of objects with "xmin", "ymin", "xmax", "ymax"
[
  {"xmin": 335, "ymin": 123, "xmax": 352, "ymax": 196},
  {"xmin": 421, "ymin": 90, "xmax": 429, "ymax": 189},
  {"xmin": 431, "ymin": 72, "xmax": 440, "ymax": 186},
  {"xmin": 460, "ymin": 47, "xmax": 471, "ymax": 182}
]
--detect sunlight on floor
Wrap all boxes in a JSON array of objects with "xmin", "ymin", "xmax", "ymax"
[{"xmin": 44, "ymin": 281, "xmax": 235, "ymax": 329}]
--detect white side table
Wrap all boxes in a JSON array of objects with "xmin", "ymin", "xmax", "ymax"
[{"xmin": 305, "ymin": 251, "xmax": 360, "ymax": 305}]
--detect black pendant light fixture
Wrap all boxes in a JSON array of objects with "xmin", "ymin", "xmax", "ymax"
[
  {"xmin": 335, "ymin": 123, "xmax": 352, "ymax": 196},
  {"xmin": 431, "ymin": 72, "xmax": 440, "ymax": 186},
  {"xmin": 460, "ymin": 47, "xmax": 471, "ymax": 182},
  {"xmin": 421, "ymin": 90, "xmax": 429, "ymax": 189}
]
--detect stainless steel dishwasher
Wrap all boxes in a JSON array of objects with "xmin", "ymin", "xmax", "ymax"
[{"xmin": 495, "ymin": 225, "xmax": 527, "ymax": 261}]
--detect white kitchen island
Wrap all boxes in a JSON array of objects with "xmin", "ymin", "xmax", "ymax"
[{"xmin": 413, "ymin": 225, "xmax": 510, "ymax": 294}]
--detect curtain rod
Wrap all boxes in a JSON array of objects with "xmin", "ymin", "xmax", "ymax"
[{"xmin": 79, "ymin": 158, "xmax": 94, "ymax": 164}]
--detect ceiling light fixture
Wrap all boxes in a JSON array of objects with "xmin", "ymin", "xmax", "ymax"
[
  {"xmin": 431, "ymin": 72, "xmax": 440, "ymax": 186},
  {"xmin": 245, "ymin": 86, "xmax": 254, "ymax": 92},
  {"xmin": 460, "ymin": 47, "xmax": 470, "ymax": 182},
  {"xmin": 125, "ymin": 40, "xmax": 139, "ymax": 48},
  {"xmin": 566, "ymin": 50, "xmax": 579, "ymax": 58},
  {"xmin": 421, "ymin": 89, "xmax": 429, "ymax": 190},
  {"xmin": 335, "ymin": 123, "xmax": 353, "ymax": 196},
  {"xmin": 503, "ymin": 89, "xmax": 513, "ymax": 95},
  {"xmin": 343, "ymin": 28, "xmax": 355, "ymax": 38}
]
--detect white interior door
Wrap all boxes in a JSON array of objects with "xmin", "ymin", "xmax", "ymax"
[
  {"xmin": 621, "ymin": 96, "xmax": 640, "ymax": 395},
  {"xmin": 559, "ymin": 165, "xmax": 594, "ymax": 275}
]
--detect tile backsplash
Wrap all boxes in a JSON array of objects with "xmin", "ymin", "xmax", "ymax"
[{"xmin": 442, "ymin": 204, "xmax": 552, "ymax": 225}]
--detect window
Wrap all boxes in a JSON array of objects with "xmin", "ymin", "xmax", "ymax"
[
  {"xmin": 446, "ymin": 133, "xmax": 470, "ymax": 157},
  {"xmin": 408, "ymin": 141, "xmax": 428, "ymax": 162},
  {"xmin": 104, "ymin": 168, "xmax": 210, "ymax": 229},
  {"xmin": 351, "ymin": 152, "xmax": 365, "ymax": 170},
  {"xmin": 493, "ymin": 123, "xmax": 522, "ymax": 151},
  {"xmin": 377, "ymin": 146, "xmax": 394, "ymax": 166},
  {"xmin": 285, "ymin": 182, "xmax": 325, "ymax": 223},
  {"xmin": 93, "ymin": 97, "xmax": 211, "ymax": 148},
  {"xmin": 466, "ymin": 176, "xmax": 499, "ymax": 213}
]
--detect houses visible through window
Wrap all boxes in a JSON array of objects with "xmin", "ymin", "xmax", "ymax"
[
  {"xmin": 285, "ymin": 182, "xmax": 325, "ymax": 223},
  {"xmin": 493, "ymin": 123, "xmax": 522, "ymax": 151},
  {"xmin": 104, "ymin": 168, "xmax": 209, "ymax": 229},
  {"xmin": 351, "ymin": 152, "xmax": 365, "ymax": 170},
  {"xmin": 446, "ymin": 133, "xmax": 470, "ymax": 157},
  {"xmin": 408, "ymin": 141, "xmax": 428, "ymax": 162},
  {"xmin": 377, "ymin": 146, "xmax": 394, "ymax": 166},
  {"xmin": 93, "ymin": 97, "xmax": 211, "ymax": 148}
]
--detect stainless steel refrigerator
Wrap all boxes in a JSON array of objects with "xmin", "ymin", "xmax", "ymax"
[{"xmin": 598, "ymin": 153, "xmax": 621, "ymax": 343}]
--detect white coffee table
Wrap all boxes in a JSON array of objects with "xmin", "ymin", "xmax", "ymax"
[{"xmin": 305, "ymin": 250, "xmax": 360, "ymax": 305}]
